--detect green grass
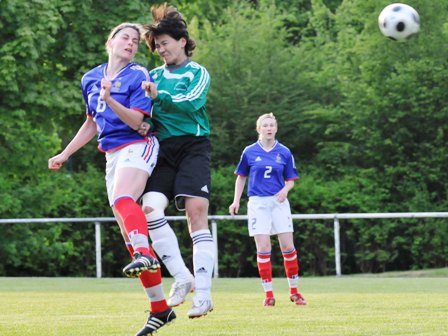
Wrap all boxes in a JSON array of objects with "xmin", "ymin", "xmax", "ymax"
[{"xmin": 0, "ymin": 271, "xmax": 447, "ymax": 335}]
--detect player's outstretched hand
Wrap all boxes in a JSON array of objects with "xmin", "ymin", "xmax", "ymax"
[{"xmin": 48, "ymin": 153, "xmax": 68, "ymax": 171}]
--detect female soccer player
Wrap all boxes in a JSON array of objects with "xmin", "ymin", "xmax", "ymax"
[
  {"xmin": 228, "ymin": 113, "xmax": 307, "ymax": 307},
  {"xmin": 139, "ymin": 4, "xmax": 214, "ymax": 318},
  {"xmin": 48, "ymin": 23, "xmax": 175, "ymax": 335}
]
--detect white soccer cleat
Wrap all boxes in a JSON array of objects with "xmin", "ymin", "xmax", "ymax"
[
  {"xmin": 187, "ymin": 297, "xmax": 214, "ymax": 318},
  {"xmin": 167, "ymin": 278, "xmax": 195, "ymax": 307}
]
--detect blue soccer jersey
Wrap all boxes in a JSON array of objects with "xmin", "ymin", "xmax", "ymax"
[
  {"xmin": 235, "ymin": 140, "xmax": 299, "ymax": 197},
  {"xmin": 81, "ymin": 63, "xmax": 152, "ymax": 152}
]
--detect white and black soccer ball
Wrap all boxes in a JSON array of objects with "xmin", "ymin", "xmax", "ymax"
[{"xmin": 378, "ymin": 3, "xmax": 420, "ymax": 41}]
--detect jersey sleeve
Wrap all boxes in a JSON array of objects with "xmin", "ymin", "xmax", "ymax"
[
  {"xmin": 142, "ymin": 116, "xmax": 155, "ymax": 132},
  {"xmin": 154, "ymin": 66, "xmax": 211, "ymax": 114},
  {"xmin": 130, "ymin": 67, "xmax": 152, "ymax": 116},
  {"xmin": 234, "ymin": 149, "xmax": 250, "ymax": 176},
  {"xmin": 284, "ymin": 149, "xmax": 299, "ymax": 181},
  {"xmin": 81, "ymin": 75, "xmax": 93, "ymax": 117}
]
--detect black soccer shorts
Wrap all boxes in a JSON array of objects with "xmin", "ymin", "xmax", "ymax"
[{"xmin": 144, "ymin": 135, "xmax": 211, "ymax": 211}]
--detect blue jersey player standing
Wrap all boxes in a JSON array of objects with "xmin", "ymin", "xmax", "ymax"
[
  {"xmin": 229, "ymin": 113, "xmax": 307, "ymax": 307},
  {"xmin": 48, "ymin": 22, "xmax": 175, "ymax": 336}
]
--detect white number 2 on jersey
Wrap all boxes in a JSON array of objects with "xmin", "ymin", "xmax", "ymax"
[{"xmin": 264, "ymin": 166, "xmax": 272, "ymax": 178}]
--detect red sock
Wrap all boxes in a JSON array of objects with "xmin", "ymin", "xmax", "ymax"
[
  {"xmin": 125, "ymin": 243, "xmax": 168, "ymax": 312},
  {"xmin": 257, "ymin": 252, "xmax": 273, "ymax": 298},
  {"xmin": 283, "ymin": 249, "xmax": 299, "ymax": 295},
  {"xmin": 114, "ymin": 196, "xmax": 150, "ymax": 255}
]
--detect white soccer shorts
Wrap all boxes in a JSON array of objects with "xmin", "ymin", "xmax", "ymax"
[
  {"xmin": 105, "ymin": 137, "xmax": 159, "ymax": 206},
  {"xmin": 247, "ymin": 195, "xmax": 294, "ymax": 237}
]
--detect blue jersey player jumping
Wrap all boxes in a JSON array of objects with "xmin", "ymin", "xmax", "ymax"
[
  {"xmin": 229, "ymin": 113, "xmax": 307, "ymax": 307},
  {"xmin": 48, "ymin": 22, "xmax": 175, "ymax": 336}
]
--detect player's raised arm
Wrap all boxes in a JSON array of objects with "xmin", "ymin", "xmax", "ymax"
[
  {"xmin": 100, "ymin": 78, "xmax": 146, "ymax": 131},
  {"xmin": 48, "ymin": 117, "xmax": 97, "ymax": 171}
]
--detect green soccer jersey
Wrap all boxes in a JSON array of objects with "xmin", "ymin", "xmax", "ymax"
[{"xmin": 150, "ymin": 60, "xmax": 211, "ymax": 142}]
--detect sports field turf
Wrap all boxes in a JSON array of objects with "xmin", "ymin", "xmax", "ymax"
[{"xmin": 0, "ymin": 270, "xmax": 447, "ymax": 335}]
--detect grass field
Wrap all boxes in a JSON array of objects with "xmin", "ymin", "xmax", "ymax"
[{"xmin": 1, "ymin": 269, "xmax": 447, "ymax": 336}]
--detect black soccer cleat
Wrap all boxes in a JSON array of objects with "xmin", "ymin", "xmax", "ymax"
[
  {"xmin": 135, "ymin": 308, "xmax": 176, "ymax": 336},
  {"xmin": 123, "ymin": 252, "xmax": 160, "ymax": 278}
]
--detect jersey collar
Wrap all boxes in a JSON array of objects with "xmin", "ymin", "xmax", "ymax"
[
  {"xmin": 257, "ymin": 140, "xmax": 278, "ymax": 152},
  {"xmin": 165, "ymin": 58, "xmax": 191, "ymax": 71}
]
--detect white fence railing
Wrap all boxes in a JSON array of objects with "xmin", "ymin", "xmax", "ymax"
[{"xmin": 1, "ymin": 212, "xmax": 447, "ymax": 278}]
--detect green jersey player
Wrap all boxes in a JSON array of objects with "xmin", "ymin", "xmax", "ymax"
[{"xmin": 139, "ymin": 3, "xmax": 214, "ymax": 320}]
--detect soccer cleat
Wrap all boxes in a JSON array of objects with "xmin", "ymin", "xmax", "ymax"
[
  {"xmin": 135, "ymin": 308, "xmax": 176, "ymax": 336},
  {"xmin": 187, "ymin": 297, "xmax": 214, "ymax": 318},
  {"xmin": 290, "ymin": 293, "xmax": 307, "ymax": 305},
  {"xmin": 123, "ymin": 252, "xmax": 160, "ymax": 278},
  {"xmin": 167, "ymin": 278, "xmax": 195, "ymax": 307},
  {"xmin": 263, "ymin": 297, "xmax": 276, "ymax": 307}
]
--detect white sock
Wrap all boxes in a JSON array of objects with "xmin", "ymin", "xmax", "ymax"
[
  {"xmin": 143, "ymin": 283, "xmax": 165, "ymax": 302},
  {"xmin": 287, "ymin": 275, "xmax": 299, "ymax": 290},
  {"xmin": 262, "ymin": 280, "xmax": 273, "ymax": 293},
  {"xmin": 147, "ymin": 213, "xmax": 193, "ymax": 283},
  {"xmin": 191, "ymin": 229, "xmax": 215, "ymax": 300}
]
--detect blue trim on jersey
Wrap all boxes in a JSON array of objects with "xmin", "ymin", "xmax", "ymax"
[
  {"xmin": 81, "ymin": 63, "xmax": 153, "ymax": 152},
  {"xmin": 234, "ymin": 141, "xmax": 299, "ymax": 197}
]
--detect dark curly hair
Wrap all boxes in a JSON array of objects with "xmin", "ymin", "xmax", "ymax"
[{"xmin": 144, "ymin": 3, "xmax": 196, "ymax": 57}]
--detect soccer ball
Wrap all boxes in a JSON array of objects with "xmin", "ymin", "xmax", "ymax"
[{"xmin": 378, "ymin": 3, "xmax": 420, "ymax": 41}]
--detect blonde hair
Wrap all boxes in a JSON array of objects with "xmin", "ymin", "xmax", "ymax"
[
  {"xmin": 256, "ymin": 112, "xmax": 277, "ymax": 129},
  {"xmin": 256, "ymin": 113, "xmax": 277, "ymax": 139},
  {"xmin": 105, "ymin": 22, "xmax": 143, "ymax": 51}
]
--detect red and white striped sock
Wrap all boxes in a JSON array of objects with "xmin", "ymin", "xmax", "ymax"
[
  {"xmin": 257, "ymin": 252, "xmax": 273, "ymax": 298},
  {"xmin": 126, "ymin": 243, "xmax": 168, "ymax": 313},
  {"xmin": 283, "ymin": 249, "xmax": 299, "ymax": 295},
  {"xmin": 114, "ymin": 196, "xmax": 150, "ymax": 255}
]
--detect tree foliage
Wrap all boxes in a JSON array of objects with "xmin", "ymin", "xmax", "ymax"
[{"xmin": 0, "ymin": 0, "xmax": 447, "ymax": 276}]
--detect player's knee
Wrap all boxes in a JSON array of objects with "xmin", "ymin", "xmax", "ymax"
[
  {"xmin": 186, "ymin": 208, "xmax": 200, "ymax": 224},
  {"xmin": 255, "ymin": 237, "xmax": 272, "ymax": 253},
  {"xmin": 186, "ymin": 199, "xmax": 208, "ymax": 223},
  {"xmin": 142, "ymin": 192, "xmax": 168, "ymax": 220},
  {"xmin": 142, "ymin": 205, "xmax": 154, "ymax": 215},
  {"xmin": 257, "ymin": 245, "xmax": 271, "ymax": 254},
  {"xmin": 282, "ymin": 244, "xmax": 295, "ymax": 252}
]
